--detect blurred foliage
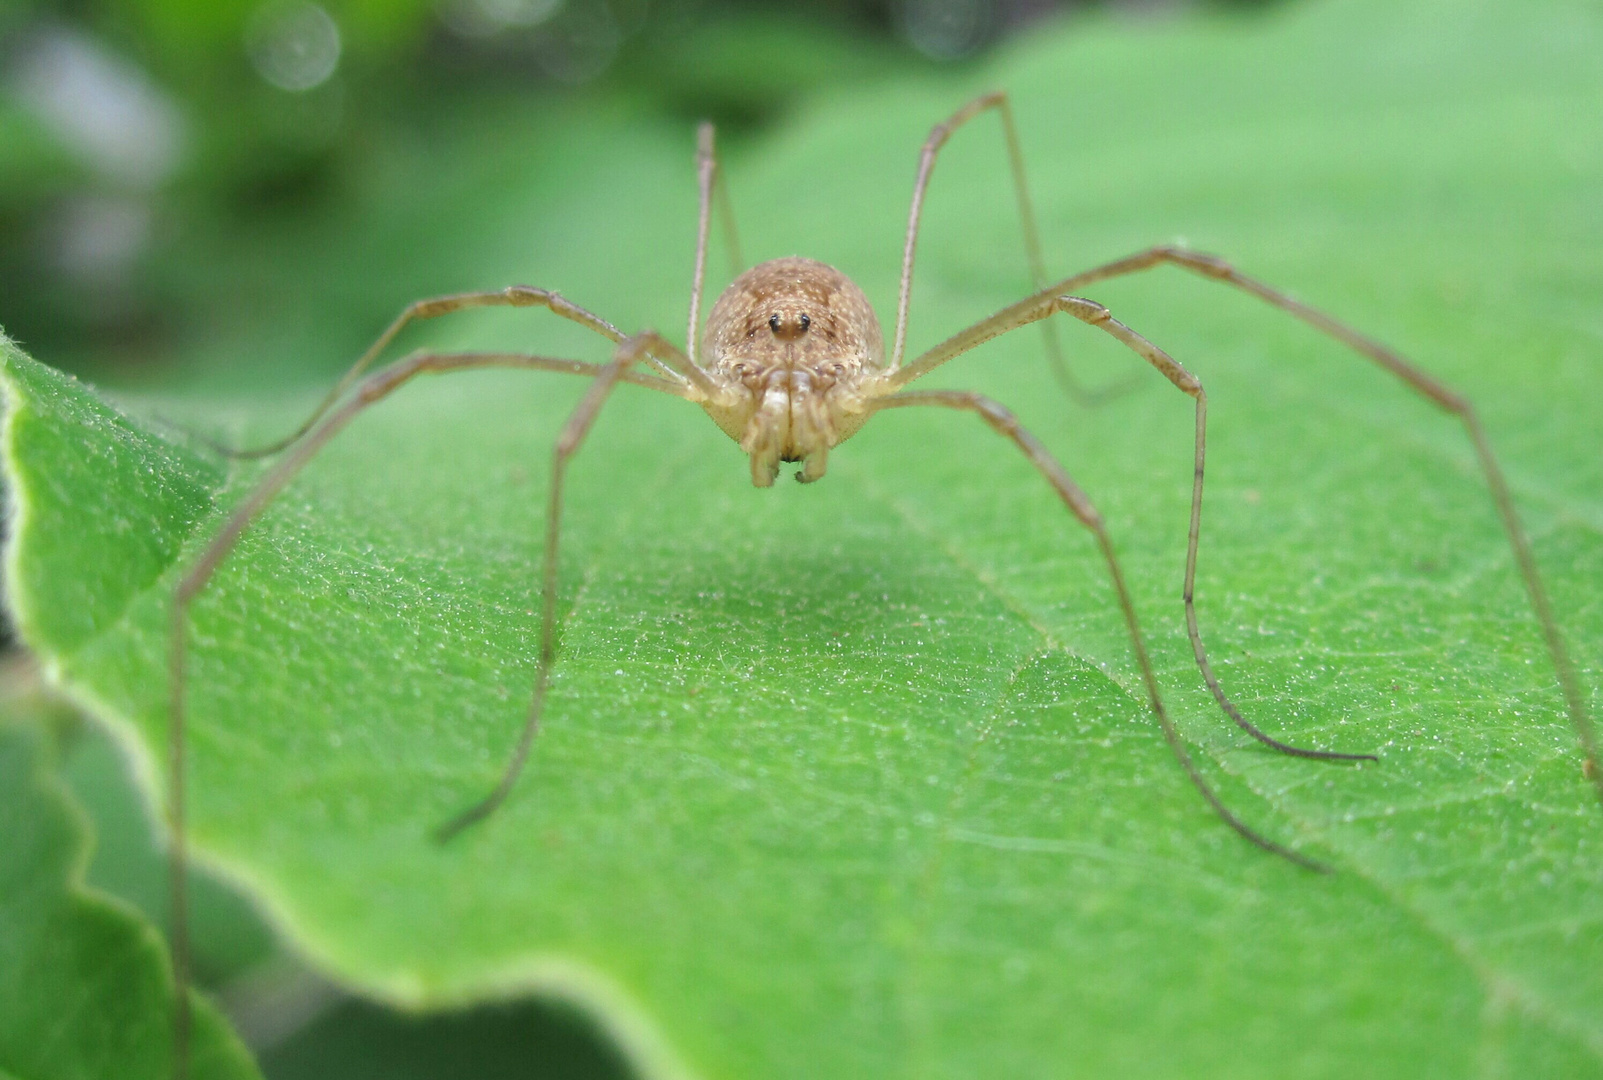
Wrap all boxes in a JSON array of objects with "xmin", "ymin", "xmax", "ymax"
[
  {"xmin": 259, "ymin": 996, "xmax": 638, "ymax": 1079},
  {"xmin": 0, "ymin": 0, "xmax": 1287, "ymax": 368},
  {"xmin": 0, "ymin": 698, "xmax": 260, "ymax": 1080}
]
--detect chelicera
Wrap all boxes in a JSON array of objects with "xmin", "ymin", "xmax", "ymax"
[{"xmin": 164, "ymin": 92, "xmax": 1598, "ymax": 1077}]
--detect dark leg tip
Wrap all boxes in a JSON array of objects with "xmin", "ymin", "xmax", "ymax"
[
  {"xmin": 1231, "ymin": 823, "xmax": 1335, "ymax": 874},
  {"xmin": 432, "ymin": 799, "xmax": 494, "ymax": 845},
  {"xmin": 1297, "ymin": 747, "xmax": 1380, "ymax": 764},
  {"xmin": 1253, "ymin": 834, "xmax": 1334, "ymax": 874},
  {"xmin": 1246, "ymin": 731, "xmax": 1381, "ymax": 764}
]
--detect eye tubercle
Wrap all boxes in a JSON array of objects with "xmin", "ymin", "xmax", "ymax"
[{"xmin": 768, "ymin": 312, "xmax": 812, "ymax": 341}]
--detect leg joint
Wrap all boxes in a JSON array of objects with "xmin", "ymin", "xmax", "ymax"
[
  {"xmin": 504, "ymin": 285, "xmax": 550, "ymax": 306},
  {"xmin": 1161, "ymin": 246, "xmax": 1234, "ymax": 278},
  {"xmin": 973, "ymin": 396, "xmax": 1018, "ymax": 431},
  {"xmin": 410, "ymin": 298, "xmax": 457, "ymax": 318},
  {"xmin": 1058, "ymin": 296, "xmax": 1110, "ymax": 324}
]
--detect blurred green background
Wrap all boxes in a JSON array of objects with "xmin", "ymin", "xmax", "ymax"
[
  {"xmin": 3, "ymin": 1, "xmax": 1299, "ymax": 1076},
  {"xmin": 0, "ymin": 0, "xmax": 1280, "ymax": 386}
]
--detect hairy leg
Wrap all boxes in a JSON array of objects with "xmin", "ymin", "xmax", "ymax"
[
  {"xmin": 1036, "ymin": 248, "xmax": 1595, "ymax": 792},
  {"xmin": 1060, "ymin": 297, "xmax": 1376, "ymax": 761},
  {"xmin": 210, "ymin": 287, "xmax": 666, "ymax": 459},
  {"xmin": 892, "ymin": 290, "xmax": 1374, "ymax": 760},
  {"xmin": 434, "ymin": 334, "xmax": 668, "ymax": 839},
  {"xmin": 167, "ymin": 348, "xmax": 684, "ymax": 1078},
  {"xmin": 894, "ymin": 251, "xmax": 1596, "ymax": 797},
  {"xmin": 890, "ymin": 91, "xmax": 1132, "ymax": 403},
  {"xmin": 687, "ymin": 121, "xmax": 744, "ymax": 364},
  {"xmin": 871, "ymin": 388, "xmax": 1328, "ymax": 872}
]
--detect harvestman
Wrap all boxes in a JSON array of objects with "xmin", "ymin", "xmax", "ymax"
[{"xmin": 164, "ymin": 93, "xmax": 1599, "ymax": 1075}]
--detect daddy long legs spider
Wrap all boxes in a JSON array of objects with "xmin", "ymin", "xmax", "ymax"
[{"xmin": 164, "ymin": 91, "xmax": 1598, "ymax": 1077}]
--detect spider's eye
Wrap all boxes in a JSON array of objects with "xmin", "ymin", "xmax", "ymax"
[
  {"xmin": 798, "ymin": 313, "xmax": 810, "ymax": 331},
  {"xmin": 769, "ymin": 314, "xmax": 781, "ymax": 333}
]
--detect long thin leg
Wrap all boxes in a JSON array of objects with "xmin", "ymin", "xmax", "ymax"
[
  {"xmin": 897, "ymin": 246, "xmax": 1601, "ymax": 799},
  {"xmin": 167, "ymin": 348, "xmax": 684, "ymax": 1079},
  {"xmin": 209, "ymin": 287, "xmax": 671, "ymax": 459},
  {"xmin": 716, "ymin": 143, "xmax": 744, "ymax": 277},
  {"xmin": 687, "ymin": 122, "xmax": 744, "ymax": 365},
  {"xmin": 1063, "ymin": 297, "xmax": 1373, "ymax": 760},
  {"xmin": 434, "ymin": 333, "xmax": 662, "ymax": 840},
  {"xmin": 889, "ymin": 91, "xmax": 1132, "ymax": 403},
  {"xmin": 624, "ymin": 329, "xmax": 730, "ymax": 404},
  {"xmin": 871, "ymin": 388, "xmax": 1328, "ymax": 872},
  {"xmin": 894, "ymin": 289, "xmax": 1374, "ymax": 759}
]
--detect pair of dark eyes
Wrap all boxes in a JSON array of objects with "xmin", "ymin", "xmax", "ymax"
[{"xmin": 769, "ymin": 313, "xmax": 810, "ymax": 332}]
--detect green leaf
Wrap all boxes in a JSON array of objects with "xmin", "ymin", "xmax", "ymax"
[
  {"xmin": 5, "ymin": 0, "xmax": 1603, "ymax": 1076},
  {"xmin": 257, "ymin": 996, "xmax": 638, "ymax": 1080},
  {"xmin": 0, "ymin": 720, "xmax": 260, "ymax": 1080}
]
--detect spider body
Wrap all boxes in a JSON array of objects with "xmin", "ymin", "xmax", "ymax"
[{"xmin": 698, "ymin": 256, "xmax": 885, "ymax": 485}]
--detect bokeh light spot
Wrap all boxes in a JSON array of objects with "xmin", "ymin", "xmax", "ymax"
[{"xmin": 246, "ymin": 1, "xmax": 343, "ymax": 92}]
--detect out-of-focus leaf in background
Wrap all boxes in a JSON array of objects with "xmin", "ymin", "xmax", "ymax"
[
  {"xmin": 0, "ymin": 0, "xmax": 1139, "ymax": 364},
  {"xmin": 0, "ymin": 709, "xmax": 260, "ymax": 1080}
]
